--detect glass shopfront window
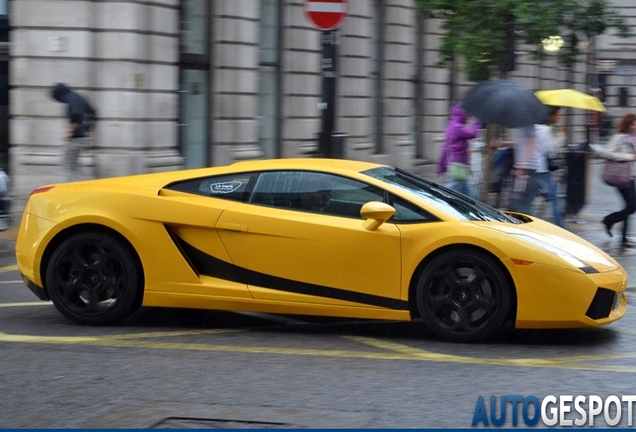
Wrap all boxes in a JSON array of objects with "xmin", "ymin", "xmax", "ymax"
[
  {"xmin": 371, "ymin": 0, "xmax": 384, "ymax": 154},
  {"xmin": 0, "ymin": 0, "xmax": 9, "ymax": 171},
  {"xmin": 179, "ymin": 0, "xmax": 210, "ymax": 168},
  {"xmin": 258, "ymin": 0, "xmax": 282, "ymax": 159}
]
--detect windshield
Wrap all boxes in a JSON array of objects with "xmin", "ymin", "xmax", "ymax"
[{"xmin": 363, "ymin": 167, "xmax": 520, "ymax": 223}]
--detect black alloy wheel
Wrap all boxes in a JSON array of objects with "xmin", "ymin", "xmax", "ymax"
[
  {"xmin": 415, "ymin": 249, "xmax": 512, "ymax": 343},
  {"xmin": 46, "ymin": 231, "xmax": 141, "ymax": 325}
]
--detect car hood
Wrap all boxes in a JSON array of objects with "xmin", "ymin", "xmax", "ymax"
[{"xmin": 481, "ymin": 218, "xmax": 619, "ymax": 273}]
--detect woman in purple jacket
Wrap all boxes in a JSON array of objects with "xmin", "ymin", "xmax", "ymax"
[{"xmin": 436, "ymin": 103, "xmax": 481, "ymax": 198}]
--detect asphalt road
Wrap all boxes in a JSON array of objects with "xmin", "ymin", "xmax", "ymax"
[
  {"xmin": 2, "ymin": 159, "xmax": 636, "ymax": 428},
  {"xmin": 1, "ymin": 260, "xmax": 636, "ymax": 428}
]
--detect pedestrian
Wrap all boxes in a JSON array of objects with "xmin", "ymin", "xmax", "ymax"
[
  {"xmin": 508, "ymin": 125, "xmax": 537, "ymax": 215},
  {"xmin": 601, "ymin": 113, "xmax": 636, "ymax": 247},
  {"xmin": 50, "ymin": 83, "xmax": 97, "ymax": 182},
  {"xmin": 436, "ymin": 103, "xmax": 481, "ymax": 198},
  {"xmin": 526, "ymin": 107, "xmax": 565, "ymax": 228}
]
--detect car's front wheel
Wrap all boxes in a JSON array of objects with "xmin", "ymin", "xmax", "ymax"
[
  {"xmin": 46, "ymin": 231, "xmax": 141, "ymax": 325},
  {"xmin": 415, "ymin": 248, "xmax": 512, "ymax": 343}
]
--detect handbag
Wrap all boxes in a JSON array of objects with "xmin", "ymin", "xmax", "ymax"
[
  {"xmin": 446, "ymin": 144, "xmax": 470, "ymax": 181},
  {"xmin": 546, "ymin": 154, "xmax": 561, "ymax": 172},
  {"xmin": 447, "ymin": 162, "xmax": 470, "ymax": 181},
  {"xmin": 602, "ymin": 160, "xmax": 632, "ymax": 189}
]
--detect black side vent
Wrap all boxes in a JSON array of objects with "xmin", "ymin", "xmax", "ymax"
[
  {"xmin": 585, "ymin": 288, "xmax": 616, "ymax": 320},
  {"xmin": 171, "ymin": 233, "xmax": 242, "ymax": 282}
]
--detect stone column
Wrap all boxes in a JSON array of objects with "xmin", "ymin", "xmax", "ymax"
[
  {"xmin": 9, "ymin": 0, "xmax": 183, "ymax": 212},
  {"xmin": 211, "ymin": 0, "xmax": 263, "ymax": 165}
]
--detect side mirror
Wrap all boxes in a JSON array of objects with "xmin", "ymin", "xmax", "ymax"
[{"xmin": 360, "ymin": 201, "xmax": 396, "ymax": 231}]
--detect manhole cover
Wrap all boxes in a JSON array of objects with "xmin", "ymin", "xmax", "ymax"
[{"xmin": 151, "ymin": 417, "xmax": 291, "ymax": 429}]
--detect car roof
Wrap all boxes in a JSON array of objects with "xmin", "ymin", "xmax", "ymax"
[
  {"xmin": 230, "ymin": 158, "xmax": 385, "ymax": 172},
  {"xmin": 40, "ymin": 158, "xmax": 388, "ymax": 194}
]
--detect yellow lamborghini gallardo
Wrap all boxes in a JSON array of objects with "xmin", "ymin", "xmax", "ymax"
[{"xmin": 16, "ymin": 158, "xmax": 627, "ymax": 343}]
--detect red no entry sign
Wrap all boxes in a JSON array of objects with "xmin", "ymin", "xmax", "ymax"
[{"xmin": 304, "ymin": 0, "xmax": 347, "ymax": 31}]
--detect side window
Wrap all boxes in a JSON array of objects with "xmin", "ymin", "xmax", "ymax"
[
  {"xmin": 389, "ymin": 195, "xmax": 437, "ymax": 223},
  {"xmin": 250, "ymin": 171, "xmax": 385, "ymax": 218},
  {"xmin": 166, "ymin": 173, "xmax": 256, "ymax": 202}
]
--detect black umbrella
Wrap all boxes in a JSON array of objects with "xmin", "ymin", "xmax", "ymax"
[{"xmin": 462, "ymin": 79, "xmax": 549, "ymax": 128}]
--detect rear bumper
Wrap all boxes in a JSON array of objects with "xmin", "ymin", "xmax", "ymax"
[{"xmin": 22, "ymin": 275, "xmax": 49, "ymax": 301}]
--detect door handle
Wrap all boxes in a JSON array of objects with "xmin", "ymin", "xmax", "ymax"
[{"xmin": 216, "ymin": 221, "xmax": 248, "ymax": 232}]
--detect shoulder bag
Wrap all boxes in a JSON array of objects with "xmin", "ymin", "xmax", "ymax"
[
  {"xmin": 602, "ymin": 159, "xmax": 632, "ymax": 189},
  {"xmin": 446, "ymin": 146, "xmax": 470, "ymax": 181}
]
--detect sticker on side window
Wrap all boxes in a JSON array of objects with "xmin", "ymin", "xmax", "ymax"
[{"xmin": 208, "ymin": 181, "xmax": 243, "ymax": 194}]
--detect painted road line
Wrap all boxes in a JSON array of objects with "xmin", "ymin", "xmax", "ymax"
[
  {"xmin": 0, "ymin": 265, "xmax": 18, "ymax": 273},
  {"xmin": 0, "ymin": 301, "xmax": 52, "ymax": 307},
  {"xmin": 0, "ymin": 280, "xmax": 25, "ymax": 284},
  {"xmin": 1, "ymin": 331, "xmax": 636, "ymax": 373},
  {"xmin": 104, "ymin": 328, "xmax": 244, "ymax": 340},
  {"xmin": 344, "ymin": 335, "xmax": 636, "ymax": 365}
]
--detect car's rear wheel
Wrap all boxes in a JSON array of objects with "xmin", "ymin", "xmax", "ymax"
[
  {"xmin": 415, "ymin": 248, "xmax": 512, "ymax": 343},
  {"xmin": 46, "ymin": 231, "xmax": 141, "ymax": 325}
]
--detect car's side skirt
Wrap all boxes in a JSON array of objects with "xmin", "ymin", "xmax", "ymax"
[{"xmin": 142, "ymin": 291, "xmax": 412, "ymax": 322}]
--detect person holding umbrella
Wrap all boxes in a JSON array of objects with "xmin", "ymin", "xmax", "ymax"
[
  {"xmin": 461, "ymin": 79, "xmax": 550, "ymax": 204},
  {"xmin": 509, "ymin": 107, "xmax": 566, "ymax": 227},
  {"xmin": 436, "ymin": 103, "xmax": 481, "ymax": 198}
]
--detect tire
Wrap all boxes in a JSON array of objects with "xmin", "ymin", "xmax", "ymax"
[
  {"xmin": 46, "ymin": 231, "xmax": 141, "ymax": 325},
  {"xmin": 415, "ymin": 248, "xmax": 512, "ymax": 343}
]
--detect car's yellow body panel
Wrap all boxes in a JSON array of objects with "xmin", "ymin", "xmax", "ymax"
[{"xmin": 16, "ymin": 158, "xmax": 627, "ymax": 333}]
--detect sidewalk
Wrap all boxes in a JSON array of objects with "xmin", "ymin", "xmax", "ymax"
[{"xmin": 413, "ymin": 158, "xmax": 633, "ymax": 255}]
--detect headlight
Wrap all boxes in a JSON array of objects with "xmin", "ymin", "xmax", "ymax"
[{"xmin": 511, "ymin": 233, "xmax": 598, "ymax": 274}]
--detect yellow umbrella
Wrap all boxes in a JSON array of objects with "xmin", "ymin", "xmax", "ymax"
[{"xmin": 535, "ymin": 89, "xmax": 606, "ymax": 112}]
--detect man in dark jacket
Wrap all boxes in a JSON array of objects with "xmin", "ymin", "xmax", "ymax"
[{"xmin": 50, "ymin": 83, "xmax": 97, "ymax": 181}]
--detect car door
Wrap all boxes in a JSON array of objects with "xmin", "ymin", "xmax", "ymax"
[
  {"xmin": 215, "ymin": 170, "xmax": 403, "ymax": 309},
  {"xmin": 160, "ymin": 172, "xmax": 259, "ymax": 299}
]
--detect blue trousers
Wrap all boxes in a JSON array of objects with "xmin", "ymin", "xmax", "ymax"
[
  {"xmin": 445, "ymin": 179, "xmax": 475, "ymax": 199},
  {"xmin": 510, "ymin": 170, "xmax": 564, "ymax": 227}
]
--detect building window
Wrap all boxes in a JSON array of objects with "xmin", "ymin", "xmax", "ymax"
[
  {"xmin": 179, "ymin": 0, "xmax": 210, "ymax": 169},
  {"xmin": 371, "ymin": 0, "xmax": 384, "ymax": 154},
  {"xmin": 258, "ymin": 0, "xmax": 282, "ymax": 159},
  {"xmin": 413, "ymin": 12, "xmax": 425, "ymax": 159},
  {"xmin": 0, "ymin": 0, "xmax": 9, "ymax": 171}
]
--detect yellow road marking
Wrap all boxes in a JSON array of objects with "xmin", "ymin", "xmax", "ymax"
[
  {"xmin": 105, "ymin": 328, "xmax": 243, "ymax": 340},
  {"xmin": 0, "ymin": 302, "xmax": 52, "ymax": 308},
  {"xmin": 0, "ymin": 265, "xmax": 18, "ymax": 273},
  {"xmin": 0, "ymin": 329, "xmax": 635, "ymax": 373},
  {"xmin": 344, "ymin": 336, "xmax": 636, "ymax": 370}
]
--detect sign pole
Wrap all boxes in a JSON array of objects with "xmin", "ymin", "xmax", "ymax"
[
  {"xmin": 320, "ymin": 29, "xmax": 338, "ymax": 158},
  {"xmin": 304, "ymin": 0, "xmax": 347, "ymax": 158}
]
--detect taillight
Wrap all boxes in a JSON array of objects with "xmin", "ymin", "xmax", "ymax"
[{"xmin": 28, "ymin": 185, "xmax": 56, "ymax": 198}]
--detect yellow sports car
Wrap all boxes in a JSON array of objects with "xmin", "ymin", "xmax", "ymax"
[{"xmin": 16, "ymin": 158, "xmax": 627, "ymax": 343}]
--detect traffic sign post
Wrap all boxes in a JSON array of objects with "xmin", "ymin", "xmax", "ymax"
[
  {"xmin": 319, "ymin": 30, "xmax": 339, "ymax": 158},
  {"xmin": 305, "ymin": 0, "xmax": 347, "ymax": 158}
]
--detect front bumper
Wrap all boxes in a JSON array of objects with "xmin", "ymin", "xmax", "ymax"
[{"xmin": 505, "ymin": 259, "xmax": 628, "ymax": 329}]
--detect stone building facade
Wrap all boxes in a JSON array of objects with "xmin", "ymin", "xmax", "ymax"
[{"xmin": 6, "ymin": 0, "xmax": 636, "ymax": 213}]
